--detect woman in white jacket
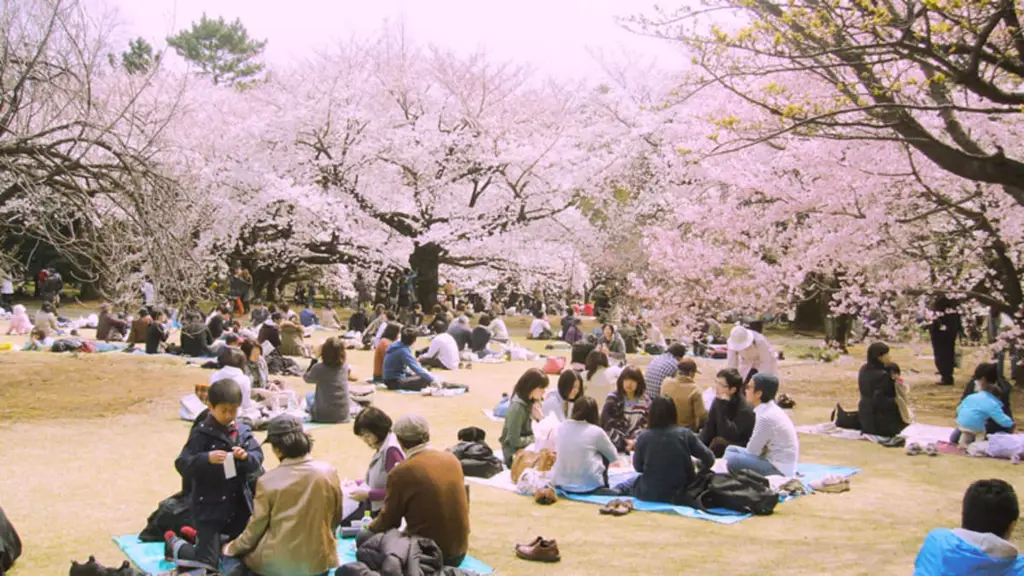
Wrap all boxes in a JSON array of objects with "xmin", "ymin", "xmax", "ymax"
[{"xmin": 725, "ymin": 326, "xmax": 778, "ymax": 384}]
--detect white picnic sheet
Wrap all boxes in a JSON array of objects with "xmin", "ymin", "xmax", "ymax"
[{"xmin": 796, "ymin": 421, "xmax": 956, "ymax": 445}]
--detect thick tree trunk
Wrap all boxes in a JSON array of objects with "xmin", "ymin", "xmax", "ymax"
[{"xmin": 410, "ymin": 242, "xmax": 443, "ymax": 310}]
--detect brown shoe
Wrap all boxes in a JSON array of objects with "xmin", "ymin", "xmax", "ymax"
[
  {"xmin": 515, "ymin": 538, "xmax": 561, "ymax": 563},
  {"xmin": 599, "ymin": 498, "xmax": 623, "ymax": 515},
  {"xmin": 534, "ymin": 487, "xmax": 557, "ymax": 505}
]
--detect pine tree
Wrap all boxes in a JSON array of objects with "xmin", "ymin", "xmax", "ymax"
[{"xmin": 166, "ymin": 14, "xmax": 267, "ymax": 86}]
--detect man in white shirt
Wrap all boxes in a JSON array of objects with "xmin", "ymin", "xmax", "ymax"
[
  {"xmin": 418, "ymin": 333, "xmax": 460, "ymax": 371},
  {"xmin": 725, "ymin": 373, "xmax": 799, "ymax": 477},
  {"xmin": 1, "ymin": 271, "xmax": 13, "ymax": 312},
  {"xmin": 529, "ymin": 312, "xmax": 553, "ymax": 340},
  {"xmin": 141, "ymin": 277, "xmax": 156, "ymax": 308},
  {"xmin": 209, "ymin": 347, "xmax": 255, "ymax": 410},
  {"xmin": 725, "ymin": 326, "xmax": 778, "ymax": 385}
]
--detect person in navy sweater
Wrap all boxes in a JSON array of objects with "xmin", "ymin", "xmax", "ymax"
[{"xmin": 381, "ymin": 329, "xmax": 437, "ymax": 391}]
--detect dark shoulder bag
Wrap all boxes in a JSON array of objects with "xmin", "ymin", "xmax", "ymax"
[{"xmin": 831, "ymin": 404, "xmax": 861, "ymax": 430}]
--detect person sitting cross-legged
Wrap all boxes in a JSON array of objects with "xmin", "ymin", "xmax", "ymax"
[
  {"xmin": 914, "ymin": 478, "xmax": 1024, "ymax": 575},
  {"xmin": 552, "ymin": 396, "xmax": 620, "ymax": 496},
  {"xmin": 725, "ymin": 373, "xmax": 799, "ymax": 477},
  {"xmin": 701, "ymin": 368, "xmax": 756, "ymax": 457},
  {"xmin": 222, "ymin": 415, "xmax": 342, "ymax": 576},
  {"xmin": 613, "ymin": 396, "xmax": 715, "ymax": 503},
  {"xmin": 381, "ymin": 329, "xmax": 438, "ymax": 392},
  {"xmin": 362, "ymin": 415, "xmax": 470, "ymax": 567},
  {"xmin": 418, "ymin": 332, "xmax": 460, "ymax": 371}
]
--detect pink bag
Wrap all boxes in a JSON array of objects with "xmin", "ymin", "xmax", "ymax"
[{"xmin": 543, "ymin": 356, "xmax": 566, "ymax": 375}]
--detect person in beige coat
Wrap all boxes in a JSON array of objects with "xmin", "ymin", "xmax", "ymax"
[
  {"xmin": 224, "ymin": 415, "xmax": 342, "ymax": 576},
  {"xmin": 661, "ymin": 358, "xmax": 708, "ymax": 432}
]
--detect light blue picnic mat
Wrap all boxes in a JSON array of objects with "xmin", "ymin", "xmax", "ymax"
[
  {"xmin": 114, "ymin": 534, "xmax": 494, "ymax": 575},
  {"xmin": 558, "ymin": 463, "xmax": 860, "ymax": 525}
]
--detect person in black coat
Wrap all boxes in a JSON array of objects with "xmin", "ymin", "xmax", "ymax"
[
  {"xmin": 930, "ymin": 297, "xmax": 962, "ymax": 386},
  {"xmin": 208, "ymin": 306, "xmax": 229, "ymax": 341},
  {"xmin": 145, "ymin": 310, "xmax": 169, "ymax": 354},
  {"xmin": 180, "ymin": 313, "xmax": 215, "ymax": 357},
  {"xmin": 858, "ymin": 342, "xmax": 907, "ymax": 437},
  {"xmin": 348, "ymin": 308, "xmax": 369, "ymax": 333},
  {"xmin": 471, "ymin": 315, "xmax": 493, "ymax": 358},
  {"xmin": 172, "ymin": 380, "xmax": 264, "ymax": 571},
  {"xmin": 700, "ymin": 368, "xmax": 756, "ymax": 457},
  {"xmin": 258, "ymin": 313, "xmax": 282, "ymax": 349}
]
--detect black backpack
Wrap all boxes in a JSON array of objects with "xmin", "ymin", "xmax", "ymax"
[
  {"xmin": 138, "ymin": 491, "xmax": 193, "ymax": 542},
  {"xmin": 675, "ymin": 469, "xmax": 779, "ymax": 516},
  {"xmin": 0, "ymin": 505, "xmax": 21, "ymax": 576}
]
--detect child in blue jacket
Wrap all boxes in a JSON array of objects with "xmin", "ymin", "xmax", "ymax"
[
  {"xmin": 168, "ymin": 378, "xmax": 264, "ymax": 572},
  {"xmin": 956, "ymin": 367, "xmax": 1016, "ymax": 447}
]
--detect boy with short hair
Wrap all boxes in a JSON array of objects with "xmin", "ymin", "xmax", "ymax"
[
  {"xmin": 914, "ymin": 479, "xmax": 1024, "ymax": 574},
  {"xmin": 956, "ymin": 369, "xmax": 1016, "ymax": 447},
  {"xmin": 170, "ymin": 379, "xmax": 264, "ymax": 572}
]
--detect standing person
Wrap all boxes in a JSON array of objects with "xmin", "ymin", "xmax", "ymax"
[
  {"xmin": 222, "ymin": 415, "xmax": 342, "ymax": 576},
  {"xmin": 931, "ymin": 297, "xmax": 963, "ymax": 386},
  {"xmin": 0, "ymin": 269, "xmax": 13, "ymax": 312},
  {"xmin": 600, "ymin": 366, "xmax": 651, "ymax": 452},
  {"xmin": 857, "ymin": 342, "xmax": 908, "ymax": 437},
  {"xmin": 304, "ymin": 337, "xmax": 358, "ymax": 424},
  {"xmin": 169, "ymin": 379, "xmax": 264, "ymax": 572},
  {"xmin": 141, "ymin": 276, "xmax": 156, "ymax": 311},
  {"xmin": 724, "ymin": 374, "xmax": 799, "ymax": 477},
  {"xmin": 644, "ymin": 343, "xmax": 688, "ymax": 398},
  {"xmin": 725, "ymin": 325, "xmax": 778, "ymax": 385},
  {"xmin": 354, "ymin": 273, "xmax": 372, "ymax": 310},
  {"xmin": 229, "ymin": 268, "xmax": 250, "ymax": 316},
  {"xmin": 701, "ymin": 368, "xmax": 757, "ymax": 457},
  {"xmin": 364, "ymin": 415, "xmax": 470, "ymax": 568},
  {"xmin": 500, "ymin": 368, "xmax": 550, "ymax": 468}
]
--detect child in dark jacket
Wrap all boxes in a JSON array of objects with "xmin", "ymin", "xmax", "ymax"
[{"xmin": 169, "ymin": 379, "xmax": 264, "ymax": 572}]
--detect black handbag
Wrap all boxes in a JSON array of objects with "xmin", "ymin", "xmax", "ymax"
[
  {"xmin": 831, "ymin": 403, "xmax": 861, "ymax": 430},
  {"xmin": 674, "ymin": 469, "xmax": 779, "ymax": 516}
]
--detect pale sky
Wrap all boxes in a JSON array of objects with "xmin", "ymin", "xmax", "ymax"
[{"xmin": 103, "ymin": 0, "xmax": 683, "ymax": 79}]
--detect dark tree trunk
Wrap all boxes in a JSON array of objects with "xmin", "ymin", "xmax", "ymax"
[
  {"xmin": 79, "ymin": 280, "xmax": 101, "ymax": 301},
  {"xmin": 410, "ymin": 242, "xmax": 443, "ymax": 310}
]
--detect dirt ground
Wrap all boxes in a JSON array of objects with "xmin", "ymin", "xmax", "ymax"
[{"xmin": 0, "ymin": 310, "xmax": 1022, "ymax": 576}]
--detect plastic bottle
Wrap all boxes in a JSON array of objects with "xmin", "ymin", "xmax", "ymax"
[{"xmin": 359, "ymin": 509, "xmax": 373, "ymax": 530}]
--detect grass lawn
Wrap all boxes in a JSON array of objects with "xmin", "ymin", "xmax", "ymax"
[{"xmin": 0, "ymin": 309, "xmax": 1022, "ymax": 575}]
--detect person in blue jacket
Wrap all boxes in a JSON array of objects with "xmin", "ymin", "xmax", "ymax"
[
  {"xmin": 382, "ymin": 328, "xmax": 437, "ymax": 392},
  {"xmin": 914, "ymin": 478, "xmax": 1024, "ymax": 575},
  {"xmin": 956, "ymin": 368, "xmax": 1016, "ymax": 447}
]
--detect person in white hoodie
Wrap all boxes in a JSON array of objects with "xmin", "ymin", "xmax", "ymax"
[{"xmin": 914, "ymin": 479, "xmax": 1024, "ymax": 575}]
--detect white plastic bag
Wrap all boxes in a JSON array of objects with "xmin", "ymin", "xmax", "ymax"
[
  {"xmin": 516, "ymin": 468, "xmax": 552, "ymax": 495},
  {"xmin": 986, "ymin": 433, "xmax": 1024, "ymax": 459},
  {"xmin": 533, "ymin": 412, "xmax": 560, "ymax": 452}
]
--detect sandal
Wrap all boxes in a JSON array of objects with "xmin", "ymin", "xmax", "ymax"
[
  {"xmin": 599, "ymin": 499, "xmax": 623, "ymax": 515},
  {"xmin": 610, "ymin": 499, "xmax": 635, "ymax": 516}
]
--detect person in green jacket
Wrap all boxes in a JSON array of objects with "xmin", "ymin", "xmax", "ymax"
[{"xmin": 500, "ymin": 368, "xmax": 550, "ymax": 468}]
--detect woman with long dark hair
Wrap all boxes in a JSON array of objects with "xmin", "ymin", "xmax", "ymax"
[
  {"xmin": 600, "ymin": 366, "xmax": 651, "ymax": 452},
  {"xmin": 858, "ymin": 342, "xmax": 907, "ymax": 437}
]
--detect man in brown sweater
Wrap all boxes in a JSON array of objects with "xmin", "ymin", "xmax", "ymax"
[
  {"xmin": 367, "ymin": 414, "xmax": 470, "ymax": 566},
  {"xmin": 662, "ymin": 358, "xmax": 708, "ymax": 432}
]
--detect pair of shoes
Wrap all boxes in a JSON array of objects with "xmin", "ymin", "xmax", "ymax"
[
  {"xmin": 906, "ymin": 442, "xmax": 923, "ymax": 456},
  {"xmin": 809, "ymin": 474, "xmax": 850, "ymax": 493},
  {"xmin": 534, "ymin": 487, "xmax": 557, "ymax": 505},
  {"xmin": 515, "ymin": 536, "xmax": 560, "ymax": 563},
  {"xmin": 778, "ymin": 478, "xmax": 807, "ymax": 496},
  {"xmin": 599, "ymin": 498, "xmax": 635, "ymax": 516}
]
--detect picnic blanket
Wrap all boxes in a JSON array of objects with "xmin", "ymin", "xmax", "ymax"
[
  {"xmin": 797, "ymin": 422, "xmax": 956, "ymax": 445},
  {"xmin": 464, "ymin": 459, "xmax": 859, "ymax": 525},
  {"xmin": 480, "ymin": 408, "xmax": 504, "ymax": 422},
  {"xmin": 113, "ymin": 534, "xmax": 494, "ymax": 575}
]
